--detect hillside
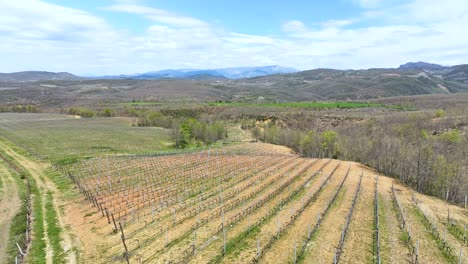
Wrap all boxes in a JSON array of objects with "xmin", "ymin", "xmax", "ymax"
[
  {"xmin": 96, "ymin": 66, "xmax": 298, "ymax": 80},
  {"xmin": 1, "ymin": 133, "xmax": 465, "ymax": 263},
  {"xmin": 2, "ymin": 64, "xmax": 468, "ymax": 106},
  {"xmin": 224, "ymin": 67, "xmax": 468, "ymax": 100},
  {"xmin": 0, "ymin": 71, "xmax": 82, "ymax": 82}
]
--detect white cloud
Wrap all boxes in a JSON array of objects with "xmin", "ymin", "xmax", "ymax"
[
  {"xmin": 282, "ymin": 20, "xmax": 307, "ymax": 33},
  {"xmin": 354, "ymin": 0, "xmax": 383, "ymax": 8},
  {"xmin": 0, "ymin": 0, "xmax": 467, "ymax": 74},
  {"xmin": 105, "ymin": 4, "xmax": 207, "ymax": 28}
]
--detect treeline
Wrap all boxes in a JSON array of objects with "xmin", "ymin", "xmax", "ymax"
[
  {"xmin": 0, "ymin": 104, "xmax": 39, "ymax": 113},
  {"xmin": 66, "ymin": 107, "xmax": 114, "ymax": 117},
  {"xmin": 136, "ymin": 109, "xmax": 227, "ymax": 148},
  {"xmin": 253, "ymin": 112, "xmax": 468, "ymax": 203}
]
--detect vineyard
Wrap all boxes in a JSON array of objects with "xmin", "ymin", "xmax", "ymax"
[
  {"xmin": 0, "ymin": 113, "xmax": 171, "ymax": 162},
  {"xmin": 63, "ymin": 144, "xmax": 467, "ymax": 264},
  {"xmin": 0, "ymin": 113, "xmax": 466, "ymax": 263}
]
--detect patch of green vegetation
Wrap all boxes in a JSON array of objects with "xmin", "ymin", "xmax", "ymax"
[
  {"xmin": 45, "ymin": 167, "xmax": 77, "ymax": 199},
  {"xmin": 55, "ymin": 157, "xmax": 79, "ymax": 166},
  {"xmin": 84, "ymin": 211, "xmax": 96, "ymax": 218},
  {"xmin": 45, "ymin": 191, "xmax": 65, "ymax": 264},
  {"xmin": 121, "ymin": 101, "xmax": 163, "ymax": 106},
  {"xmin": 447, "ymin": 222, "xmax": 467, "ymax": 244},
  {"xmin": 376, "ymin": 194, "xmax": 392, "ymax": 263},
  {"xmin": 0, "ymin": 114, "xmax": 172, "ymax": 163},
  {"xmin": 208, "ymin": 101, "xmax": 401, "ymax": 109},
  {"xmin": 0, "ymin": 146, "xmax": 46, "ymax": 264},
  {"xmin": 3, "ymin": 163, "xmax": 28, "ymax": 264},
  {"xmin": 208, "ymin": 225, "xmax": 261, "ymax": 264},
  {"xmin": 412, "ymin": 206, "xmax": 457, "ymax": 262},
  {"xmin": 329, "ymin": 187, "xmax": 347, "ymax": 210}
]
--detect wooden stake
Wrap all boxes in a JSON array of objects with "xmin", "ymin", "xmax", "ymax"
[
  {"xmin": 118, "ymin": 222, "xmax": 129, "ymax": 264},
  {"xmin": 459, "ymin": 247, "xmax": 463, "ymax": 264},
  {"xmin": 294, "ymin": 241, "xmax": 297, "ymax": 264},
  {"xmin": 256, "ymin": 239, "xmax": 260, "ymax": 259},
  {"xmin": 111, "ymin": 213, "xmax": 118, "ymax": 231}
]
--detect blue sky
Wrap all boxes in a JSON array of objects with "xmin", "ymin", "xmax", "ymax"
[{"xmin": 0, "ymin": 0, "xmax": 467, "ymax": 75}]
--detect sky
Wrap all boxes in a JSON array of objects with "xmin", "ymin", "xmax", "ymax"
[{"xmin": 0, "ymin": 0, "xmax": 467, "ymax": 75}]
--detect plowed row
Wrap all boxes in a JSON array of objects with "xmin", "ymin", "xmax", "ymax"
[{"xmin": 68, "ymin": 143, "xmax": 467, "ymax": 264}]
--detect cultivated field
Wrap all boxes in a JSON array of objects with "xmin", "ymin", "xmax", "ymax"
[
  {"xmin": 63, "ymin": 143, "xmax": 467, "ymax": 264},
  {"xmin": 0, "ymin": 113, "xmax": 171, "ymax": 162},
  {"xmin": 0, "ymin": 113, "xmax": 466, "ymax": 264}
]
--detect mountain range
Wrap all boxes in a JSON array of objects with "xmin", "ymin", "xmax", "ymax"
[
  {"xmin": 1, "ymin": 62, "xmax": 468, "ymax": 106},
  {"xmin": 97, "ymin": 65, "xmax": 298, "ymax": 80}
]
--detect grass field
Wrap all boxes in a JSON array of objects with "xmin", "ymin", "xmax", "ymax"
[
  {"xmin": 207, "ymin": 101, "xmax": 406, "ymax": 109},
  {"xmin": 0, "ymin": 113, "xmax": 172, "ymax": 163}
]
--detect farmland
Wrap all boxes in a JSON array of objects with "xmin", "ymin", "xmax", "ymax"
[
  {"xmin": 207, "ymin": 101, "xmax": 402, "ymax": 109},
  {"xmin": 61, "ymin": 144, "xmax": 468, "ymax": 263},
  {"xmin": 0, "ymin": 113, "xmax": 171, "ymax": 162},
  {"xmin": 0, "ymin": 113, "xmax": 466, "ymax": 264}
]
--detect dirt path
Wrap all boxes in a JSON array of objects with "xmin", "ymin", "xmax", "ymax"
[
  {"xmin": 260, "ymin": 160, "xmax": 347, "ymax": 263},
  {"xmin": 0, "ymin": 160, "xmax": 21, "ymax": 263},
  {"xmin": 0, "ymin": 141, "xmax": 79, "ymax": 264},
  {"xmin": 301, "ymin": 163, "xmax": 362, "ymax": 263},
  {"xmin": 340, "ymin": 170, "xmax": 374, "ymax": 263},
  {"xmin": 377, "ymin": 175, "xmax": 411, "ymax": 263},
  {"xmin": 396, "ymin": 185, "xmax": 448, "ymax": 263}
]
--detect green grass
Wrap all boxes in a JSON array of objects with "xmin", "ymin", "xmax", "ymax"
[
  {"xmin": 44, "ymin": 167, "xmax": 77, "ymax": 199},
  {"xmin": 208, "ymin": 225, "xmax": 261, "ymax": 264},
  {"xmin": 28, "ymin": 191, "xmax": 46, "ymax": 264},
  {"xmin": 0, "ymin": 113, "xmax": 172, "ymax": 163},
  {"xmin": 412, "ymin": 206, "xmax": 457, "ymax": 262},
  {"xmin": 2, "ymin": 162, "xmax": 29, "ymax": 264},
  {"xmin": 208, "ymin": 101, "xmax": 403, "ymax": 109},
  {"xmin": 0, "ymin": 146, "xmax": 46, "ymax": 264},
  {"xmin": 447, "ymin": 222, "xmax": 467, "ymax": 244},
  {"xmin": 121, "ymin": 101, "xmax": 164, "ymax": 106},
  {"xmin": 45, "ymin": 191, "xmax": 65, "ymax": 263}
]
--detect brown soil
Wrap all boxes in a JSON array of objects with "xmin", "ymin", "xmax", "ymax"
[
  {"xmin": 377, "ymin": 175, "xmax": 411, "ymax": 263},
  {"xmin": 396, "ymin": 184, "xmax": 449, "ymax": 263},
  {"xmin": 340, "ymin": 170, "xmax": 374, "ymax": 263},
  {"xmin": 300, "ymin": 162, "xmax": 362, "ymax": 263},
  {"xmin": 260, "ymin": 160, "xmax": 347, "ymax": 263}
]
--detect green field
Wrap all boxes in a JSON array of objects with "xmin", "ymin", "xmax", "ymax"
[
  {"xmin": 0, "ymin": 113, "xmax": 171, "ymax": 163},
  {"xmin": 207, "ymin": 101, "xmax": 402, "ymax": 109},
  {"xmin": 120, "ymin": 101, "xmax": 164, "ymax": 106}
]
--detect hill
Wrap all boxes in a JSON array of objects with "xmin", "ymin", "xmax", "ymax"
[
  {"xmin": 98, "ymin": 66, "xmax": 298, "ymax": 80},
  {"xmin": 2, "ymin": 64, "xmax": 468, "ymax": 106},
  {"xmin": 0, "ymin": 71, "xmax": 82, "ymax": 82},
  {"xmin": 224, "ymin": 67, "xmax": 468, "ymax": 100},
  {"xmin": 398, "ymin": 61, "xmax": 448, "ymax": 71}
]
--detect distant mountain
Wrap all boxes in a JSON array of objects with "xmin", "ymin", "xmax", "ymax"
[
  {"xmin": 398, "ymin": 62, "xmax": 448, "ymax": 71},
  {"xmin": 442, "ymin": 64, "xmax": 468, "ymax": 84},
  {"xmin": 100, "ymin": 66, "xmax": 298, "ymax": 80},
  {"xmin": 226, "ymin": 66, "xmax": 468, "ymax": 100},
  {"xmin": 215, "ymin": 66, "xmax": 298, "ymax": 79},
  {"xmin": 0, "ymin": 71, "xmax": 82, "ymax": 82},
  {"xmin": 3, "ymin": 65, "xmax": 468, "ymax": 106}
]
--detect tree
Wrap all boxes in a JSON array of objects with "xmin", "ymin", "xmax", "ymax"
[
  {"xmin": 321, "ymin": 130, "xmax": 339, "ymax": 158},
  {"xmin": 251, "ymin": 127, "xmax": 261, "ymax": 142}
]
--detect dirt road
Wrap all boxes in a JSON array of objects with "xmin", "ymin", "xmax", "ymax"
[
  {"xmin": 0, "ymin": 160, "xmax": 21, "ymax": 263},
  {"xmin": 0, "ymin": 141, "xmax": 80, "ymax": 264}
]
